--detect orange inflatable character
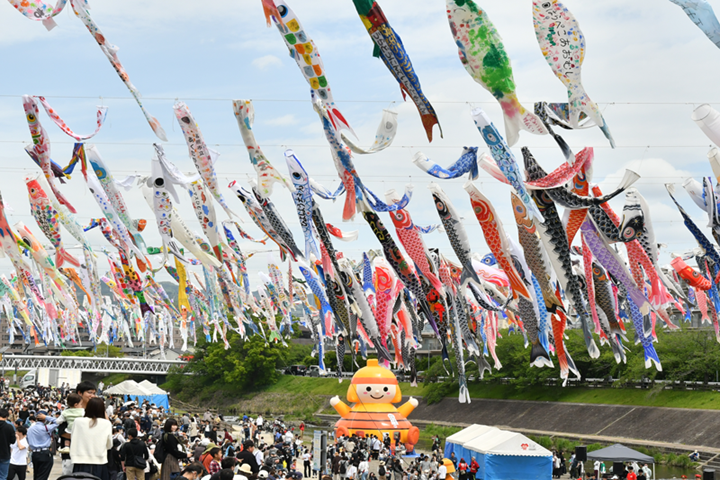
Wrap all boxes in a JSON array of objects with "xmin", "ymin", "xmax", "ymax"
[{"xmin": 330, "ymin": 359, "xmax": 420, "ymax": 452}]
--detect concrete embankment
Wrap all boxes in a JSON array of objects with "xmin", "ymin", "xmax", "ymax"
[{"xmin": 321, "ymin": 396, "xmax": 720, "ymax": 455}]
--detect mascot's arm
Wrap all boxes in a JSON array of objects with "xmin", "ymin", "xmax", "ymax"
[
  {"xmin": 330, "ymin": 395, "xmax": 352, "ymax": 418},
  {"xmin": 397, "ymin": 397, "xmax": 419, "ymax": 418}
]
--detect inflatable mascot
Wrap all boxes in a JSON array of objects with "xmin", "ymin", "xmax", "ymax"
[{"xmin": 330, "ymin": 359, "xmax": 420, "ymax": 453}]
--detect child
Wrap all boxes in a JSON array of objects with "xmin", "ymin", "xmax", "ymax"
[{"xmin": 56, "ymin": 393, "xmax": 84, "ymax": 454}]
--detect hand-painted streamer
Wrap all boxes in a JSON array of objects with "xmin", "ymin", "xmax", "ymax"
[
  {"xmin": 351, "ymin": 0, "xmax": 441, "ymax": 142},
  {"xmin": 264, "ymin": 0, "xmax": 353, "ymax": 135},
  {"xmin": 446, "ymin": 0, "xmax": 547, "ymax": 147},
  {"xmin": 36, "ymin": 96, "xmax": 107, "ymax": 141},
  {"xmin": 174, "ymin": 101, "xmax": 236, "ymax": 219},
  {"xmin": 669, "ymin": 0, "xmax": 720, "ymax": 50},
  {"xmin": 233, "ymin": 100, "xmax": 294, "ymax": 197},
  {"xmin": 69, "ymin": 0, "xmax": 167, "ymax": 141},
  {"xmin": 7, "ymin": 0, "xmax": 68, "ymax": 30},
  {"xmin": 22, "ymin": 95, "xmax": 76, "ymax": 214},
  {"xmin": 532, "ymin": 0, "xmax": 614, "ymax": 147}
]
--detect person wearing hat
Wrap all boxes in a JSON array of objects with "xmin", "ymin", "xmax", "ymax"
[
  {"xmin": 236, "ymin": 463, "xmax": 253, "ymax": 480},
  {"xmin": 377, "ymin": 461, "xmax": 387, "ymax": 480}
]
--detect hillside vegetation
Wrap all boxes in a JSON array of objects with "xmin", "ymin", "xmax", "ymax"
[{"xmin": 163, "ymin": 327, "xmax": 720, "ymax": 417}]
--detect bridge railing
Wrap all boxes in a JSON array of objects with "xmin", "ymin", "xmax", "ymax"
[{"xmin": 0, "ymin": 355, "xmax": 186, "ymax": 374}]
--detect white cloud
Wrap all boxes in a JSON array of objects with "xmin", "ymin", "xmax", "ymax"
[
  {"xmin": 251, "ymin": 54, "xmax": 283, "ymax": 70},
  {"xmin": 264, "ymin": 114, "xmax": 298, "ymax": 127}
]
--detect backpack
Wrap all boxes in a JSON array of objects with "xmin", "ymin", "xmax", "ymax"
[
  {"xmin": 340, "ymin": 462, "xmax": 347, "ymax": 475},
  {"xmin": 154, "ymin": 434, "xmax": 168, "ymax": 464},
  {"xmin": 378, "ymin": 466, "xmax": 386, "ymax": 477}
]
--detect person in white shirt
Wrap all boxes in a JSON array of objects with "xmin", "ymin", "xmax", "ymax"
[
  {"xmin": 70, "ymin": 398, "xmax": 113, "ymax": 480},
  {"xmin": 256, "ymin": 416, "xmax": 264, "ymax": 428},
  {"xmin": 254, "ymin": 445, "xmax": 264, "ymax": 467},
  {"xmin": 358, "ymin": 459, "xmax": 369, "ymax": 480},
  {"xmin": 106, "ymin": 403, "xmax": 114, "ymax": 418},
  {"xmin": 302, "ymin": 450, "xmax": 312, "ymax": 477},
  {"xmin": 9, "ymin": 426, "xmax": 28, "ymax": 480},
  {"xmin": 346, "ymin": 463, "xmax": 358, "ymax": 480},
  {"xmin": 437, "ymin": 462, "xmax": 447, "ymax": 480}
]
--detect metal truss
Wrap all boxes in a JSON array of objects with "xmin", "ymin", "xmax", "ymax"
[{"xmin": 0, "ymin": 355, "xmax": 186, "ymax": 374}]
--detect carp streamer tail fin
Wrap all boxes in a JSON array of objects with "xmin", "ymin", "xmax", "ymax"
[
  {"xmin": 530, "ymin": 341, "xmax": 553, "ymax": 368},
  {"xmin": 502, "ymin": 105, "xmax": 547, "ymax": 148},
  {"xmin": 56, "ymin": 247, "xmax": 80, "ymax": 268},
  {"xmin": 643, "ymin": 340, "xmax": 662, "ymax": 372}
]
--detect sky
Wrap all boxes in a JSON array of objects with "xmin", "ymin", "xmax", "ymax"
[{"xmin": 0, "ymin": 0, "xmax": 719, "ymax": 287}]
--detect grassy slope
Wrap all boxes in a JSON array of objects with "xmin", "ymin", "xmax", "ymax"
[{"xmin": 264, "ymin": 376, "xmax": 720, "ymax": 410}]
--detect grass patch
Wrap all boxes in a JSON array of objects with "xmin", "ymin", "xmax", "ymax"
[
  {"xmin": 267, "ymin": 377, "xmax": 720, "ymax": 411},
  {"xmin": 169, "ymin": 375, "xmax": 720, "ymax": 416}
]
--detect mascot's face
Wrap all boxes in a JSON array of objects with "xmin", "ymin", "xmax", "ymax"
[{"xmin": 355, "ymin": 383, "xmax": 397, "ymax": 404}]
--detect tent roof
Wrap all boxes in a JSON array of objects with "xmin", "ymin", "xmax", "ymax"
[
  {"xmin": 465, "ymin": 430, "xmax": 516, "ymax": 453},
  {"xmin": 105, "ymin": 380, "xmax": 153, "ymax": 396},
  {"xmin": 447, "ymin": 425, "xmax": 497, "ymax": 445},
  {"xmin": 586, "ymin": 444, "xmax": 655, "ymax": 464},
  {"xmin": 464, "ymin": 428, "xmax": 552, "ymax": 458},
  {"xmin": 486, "ymin": 433, "xmax": 553, "ymax": 457},
  {"xmin": 138, "ymin": 380, "xmax": 167, "ymax": 394}
]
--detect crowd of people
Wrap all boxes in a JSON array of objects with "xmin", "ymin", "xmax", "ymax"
[
  {"xmin": 327, "ymin": 432, "xmax": 450, "ymax": 480},
  {"xmin": 0, "ymin": 379, "xmax": 695, "ymax": 480},
  {"xmin": 0, "ymin": 379, "xmax": 458, "ymax": 480}
]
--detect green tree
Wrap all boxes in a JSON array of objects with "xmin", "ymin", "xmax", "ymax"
[
  {"xmin": 166, "ymin": 331, "xmax": 290, "ymax": 396},
  {"xmin": 60, "ymin": 344, "xmax": 124, "ymax": 358}
]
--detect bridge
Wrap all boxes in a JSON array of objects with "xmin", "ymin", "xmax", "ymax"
[{"xmin": 0, "ymin": 355, "xmax": 186, "ymax": 374}]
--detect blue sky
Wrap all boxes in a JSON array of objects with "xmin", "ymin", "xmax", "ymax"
[{"xmin": 0, "ymin": 0, "xmax": 719, "ymax": 285}]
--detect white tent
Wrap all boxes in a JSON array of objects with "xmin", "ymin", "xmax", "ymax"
[
  {"xmin": 443, "ymin": 424, "xmax": 552, "ymax": 480},
  {"xmin": 105, "ymin": 380, "xmax": 151, "ymax": 396},
  {"xmin": 445, "ymin": 425, "xmax": 499, "ymax": 462},
  {"xmin": 138, "ymin": 380, "xmax": 168, "ymax": 395},
  {"xmin": 105, "ymin": 380, "xmax": 169, "ymax": 409},
  {"xmin": 464, "ymin": 430, "xmax": 518, "ymax": 455}
]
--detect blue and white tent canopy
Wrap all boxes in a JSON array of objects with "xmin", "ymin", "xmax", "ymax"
[
  {"xmin": 444, "ymin": 424, "xmax": 552, "ymax": 480},
  {"xmin": 105, "ymin": 380, "xmax": 170, "ymax": 410}
]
